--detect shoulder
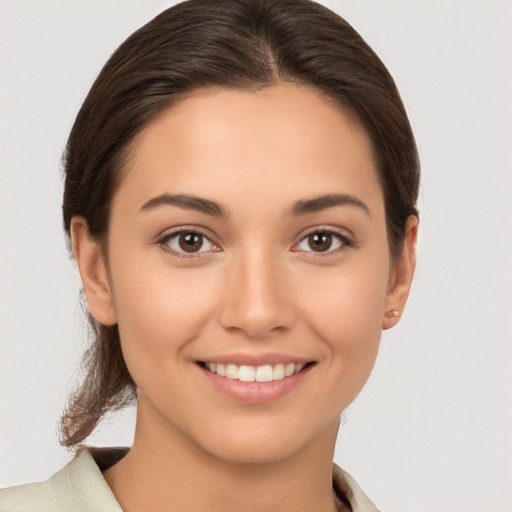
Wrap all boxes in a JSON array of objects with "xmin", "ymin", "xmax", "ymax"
[
  {"xmin": 0, "ymin": 448, "xmax": 125, "ymax": 512},
  {"xmin": 333, "ymin": 464, "xmax": 381, "ymax": 512}
]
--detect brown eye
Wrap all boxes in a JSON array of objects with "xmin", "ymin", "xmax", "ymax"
[
  {"xmin": 307, "ymin": 233, "xmax": 333, "ymax": 252},
  {"xmin": 161, "ymin": 230, "xmax": 216, "ymax": 256},
  {"xmin": 178, "ymin": 232, "xmax": 204, "ymax": 252},
  {"xmin": 295, "ymin": 231, "xmax": 347, "ymax": 254}
]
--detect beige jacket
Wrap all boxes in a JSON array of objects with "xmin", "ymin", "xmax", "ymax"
[{"xmin": 0, "ymin": 448, "xmax": 380, "ymax": 511}]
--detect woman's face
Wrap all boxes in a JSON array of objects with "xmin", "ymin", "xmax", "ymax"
[{"xmin": 77, "ymin": 84, "xmax": 414, "ymax": 463}]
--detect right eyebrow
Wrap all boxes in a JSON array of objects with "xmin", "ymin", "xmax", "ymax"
[{"xmin": 140, "ymin": 193, "xmax": 229, "ymax": 218}]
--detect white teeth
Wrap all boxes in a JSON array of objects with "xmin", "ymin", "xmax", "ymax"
[
  {"xmin": 226, "ymin": 364, "xmax": 238, "ymax": 379},
  {"xmin": 284, "ymin": 363, "xmax": 295, "ymax": 377},
  {"xmin": 272, "ymin": 363, "xmax": 285, "ymax": 380},
  {"xmin": 204, "ymin": 362, "xmax": 307, "ymax": 382},
  {"xmin": 238, "ymin": 365, "xmax": 256, "ymax": 382},
  {"xmin": 256, "ymin": 365, "xmax": 273, "ymax": 382}
]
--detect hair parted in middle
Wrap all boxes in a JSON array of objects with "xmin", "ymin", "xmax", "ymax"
[{"xmin": 60, "ymin": 0, "xmax": 419, "ymax": 447}]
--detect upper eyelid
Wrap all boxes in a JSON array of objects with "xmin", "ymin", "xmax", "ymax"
[
  {"xmin": 157, "ymin": 230, "xmax": 219, "ymax": 260},
  {"xmin": 157, "ymin": 227, "xmax": 218, "ymax": 253},
  {"xmin": 292, "ymin": 227, "xmax": 355, "ymax": 253},
  {"xmin": 157, "ymin": 225, "xmax": 216, "ymax": 242},
  {"xmin": 160, "ymin": 230, "xmax": 212, "ymax": 244},
  {"xmin": 295, "ymin": 225, "xmax": 353, "ymax": 241}
]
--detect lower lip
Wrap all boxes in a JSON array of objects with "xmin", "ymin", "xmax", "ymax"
[{"xmin": 198, "ymin": 364, "xmax": 313, "ymax": 404}]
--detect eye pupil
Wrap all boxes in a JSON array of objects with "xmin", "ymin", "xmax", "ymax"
[
  {"xmin": 179, "ymin": 233, "xmax": 203, "ymax": 252},
  {"xmin": 308, "ymin": 233, "xmax": 332, "ymax": 252}
]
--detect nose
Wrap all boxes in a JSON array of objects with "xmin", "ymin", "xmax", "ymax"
[{"xmin": 218, "ymin": 248, "xmax": 296, "ymax": 339}]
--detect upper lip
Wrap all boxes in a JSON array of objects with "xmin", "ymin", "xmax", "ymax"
[{"xmin": 197, "ymin": 353, "xmax": 314, "ymax": 366}]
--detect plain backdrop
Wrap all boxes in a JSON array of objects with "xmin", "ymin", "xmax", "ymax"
[{"xmin": 1, "ymin": 1, "xmax": 511, "ymax": 511}]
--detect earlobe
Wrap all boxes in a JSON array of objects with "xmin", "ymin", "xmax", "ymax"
[
  {"xmin": 382, "ymin": 215, "xmax": 418, "ymax": 330},
  {"xmin": 70, "ymin": 217, "xmax": 117, "ymax": 326}
]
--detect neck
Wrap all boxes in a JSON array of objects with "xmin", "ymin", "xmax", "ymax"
[{"xmin": 104, "ymin": 406, "xmax": 340, "ymax": 512}]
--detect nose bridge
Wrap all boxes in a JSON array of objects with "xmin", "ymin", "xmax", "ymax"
[{"xmin": 219, "ymin": 241, "xmax": 294, "ymax": 338}]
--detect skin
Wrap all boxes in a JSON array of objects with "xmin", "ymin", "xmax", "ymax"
[{"xmin": 71, "ymin": 84, "xmax": 417, "ymax": 512}]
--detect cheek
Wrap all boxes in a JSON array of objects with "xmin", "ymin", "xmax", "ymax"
[
  {"xmin": 299, "ymin": 257, "xmax": 388, "ymax": 334},
  {"xmin": 109, "ymin": 255, "xmax": 220, "ymax": 376},
  {"xmin": 296, "ymin": 257, "xmax": 389, "ymax": 387}
]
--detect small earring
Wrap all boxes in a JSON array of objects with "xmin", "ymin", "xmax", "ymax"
[{"xmin": 385, "ymin": 309, "xmax": 400, "ymax": 318}]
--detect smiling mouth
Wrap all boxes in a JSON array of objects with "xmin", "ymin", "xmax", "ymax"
[{"xmin": 197, "ymin": 362, "xmax": 314, "ymax": 383}]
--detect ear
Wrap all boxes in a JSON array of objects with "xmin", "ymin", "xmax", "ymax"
[
  {"xmin": 70, "ymin": 216, "xmax": 117, "ymax": 326},
  {"xmin": 382, "ymin": 215, "xmax": 418, "ymax": 329}
]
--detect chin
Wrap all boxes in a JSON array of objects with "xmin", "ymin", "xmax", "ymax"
[
  {"xmin": 185, "ymin": 415, "xmax": 339, "ymax": 466},
  {"xmin": 201, "ymin": 435, "xmax": 304, "ymax": 465}
]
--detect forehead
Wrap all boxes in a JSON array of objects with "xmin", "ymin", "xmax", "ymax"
[{"xmin": 115, "ymin": 84, "xmax": 383, "ymax": 215}]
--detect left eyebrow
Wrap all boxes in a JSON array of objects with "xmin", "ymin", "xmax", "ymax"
[{"xmin": 290, "ymin": 194, "xmax": 371, "ymax": 217}]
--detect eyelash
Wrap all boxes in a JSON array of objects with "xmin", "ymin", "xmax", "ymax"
[
  {"xmin": 157, "ymin": 228, "xmax": 218, "ymax": 259},
  {"xmin": 293, "ymin": 228, "xmax": 355, "ymax": 256},
  {"xmin": 156, "ymin": 227, "xmax": 354, "ymax": 259}
]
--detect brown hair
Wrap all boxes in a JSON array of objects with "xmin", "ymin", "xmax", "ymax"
[{"xmin": 60, "ymin": 0, "xmax": 420, "ymax": 446}]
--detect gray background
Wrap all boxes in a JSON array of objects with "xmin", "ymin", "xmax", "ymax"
[{"xmin": 1, "ymin": 1, "xmax": 511, "ymax": 511}]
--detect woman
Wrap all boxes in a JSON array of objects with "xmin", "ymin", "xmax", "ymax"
[{"xmin": 1, "ymin": 0, "xmax": 418, "ymax": 510}]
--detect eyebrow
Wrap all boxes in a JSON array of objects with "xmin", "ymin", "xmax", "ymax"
[
  {"xmin": 140, "ymin": 192, "xmax": 370, "ymax": 219},
  {"xmin": 140, "ymin": 193, "xmax": 229, "ymax": 218},
  {"xmin": 290, "ymin": 194, "xmax": 371, "ymax": 217}
]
